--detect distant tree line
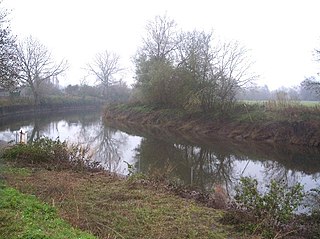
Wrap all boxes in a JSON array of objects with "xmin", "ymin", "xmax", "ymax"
[
  {"xmin": 236, "ymin": 84, "xmax": 319, "ymax": 101},
  {"xmin": 1, "ymin": 2, "xmax": 320, "ymax": 108},
  {"xmin": 0, "ymin": 2, "xmax": 131, "ymax": 105}
]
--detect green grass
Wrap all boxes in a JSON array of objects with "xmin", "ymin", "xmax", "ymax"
[
  {"xmin": 300, "ymin": 100, "xmax": 320, "ymax": 107},
  {"xmin": 239, "ymin": 100, "xmax": 320, "ymax": 107},
  {"xmin": 0, "ymin": 184, "xmax": 96, "ymax": 239}
]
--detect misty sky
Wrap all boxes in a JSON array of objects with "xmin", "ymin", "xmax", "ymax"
[{"xmin": 3, "ymin": 0, "xmax": 320, "ymax": 89}]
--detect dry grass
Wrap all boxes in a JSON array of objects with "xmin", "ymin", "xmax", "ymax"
[{"xmin": 3, "ymin": 166, "xmax": 242, "ymax": 239}]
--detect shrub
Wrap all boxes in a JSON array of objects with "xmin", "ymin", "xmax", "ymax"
[
  {"xmin": 226, "ymin": 177, "xmax": 304, "ymax": 238},
  {"xmin": 2, "ymin": 137, "xmax": 101, "ymax": 171}
]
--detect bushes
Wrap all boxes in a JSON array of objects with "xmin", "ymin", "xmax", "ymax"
[
  {"xmin": 235, "ymin": 177, "xmax": 304, "ymax": 225},
  {"xmin": 223, "ymin": 177, "xmax": 304, "ymax": 238},
  {"xmin": 2, "ymin": 137, "xmax": 102, "ymax": 171}
]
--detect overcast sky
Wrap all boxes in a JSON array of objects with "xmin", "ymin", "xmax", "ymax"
[{"xmin": 3, "ymin": 0, "xmax": 320, "ymax": 89}]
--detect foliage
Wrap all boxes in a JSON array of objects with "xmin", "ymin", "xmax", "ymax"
[
  {"xmin": 229, "ymin": 177, "xmax": 304, "ymax": 238},
  {"xmin": 302, "ymin": 187, "xmax": 320, "ymax": 238},
  {"xmin": 0, "ymin": 185, "xmax": 95, "ymax": 239},
  {"xmin": 134, "ymin": 15, "xmax": 256, "ymax": 113},
  {"xmin": 308, "ymin": 187, "xmax": 320, "ymax": 215},
  {"xmin": 2, "ymin": 137, "xmax": 101, "ymax": 171}
]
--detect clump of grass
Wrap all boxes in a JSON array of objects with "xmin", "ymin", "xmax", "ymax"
[
  {"xmin": 2, "ymin": 137, "xmax": 102, "ymax": 171},
  {"xmin": 0, "ymin": 183, "xmax": 95, "ymax": 239}
]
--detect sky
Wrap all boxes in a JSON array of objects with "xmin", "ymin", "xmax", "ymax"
[{"xmin": 2, "ymin": 0, "xmax": 320, "ymax": 90}]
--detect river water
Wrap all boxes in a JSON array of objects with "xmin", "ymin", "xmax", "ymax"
[{"xmin": 1, "ymin": 110, "xmax": 320, "ymax": 201}]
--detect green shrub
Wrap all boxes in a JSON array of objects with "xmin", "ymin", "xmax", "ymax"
[
  {"xmin": 229, "ymin": 177, "xmax": 304, "ymax": 238},
  {"xmin": 3, "ymin": 137, "xmax": 68, "ymax": 164},
  {"xmin": 2, "ymin": 138, "xmax": 101, "ymax": 171}
]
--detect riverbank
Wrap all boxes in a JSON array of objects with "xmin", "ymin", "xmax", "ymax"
[
  {"xmin": 1, "ymin": 138, "xmax": 319, "ymax": 238},
  {"xmin": 104, "ymin": 103, "xmax": 320, "ymax": 147},
  {"xmin": 0, "ymin": 163, "xmax": 237, "ymax": 238},
  {"xmin": 0, "ymin": 138, "xmax": 237, "ymax": 238}
]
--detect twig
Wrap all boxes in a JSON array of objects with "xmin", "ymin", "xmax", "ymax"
[
  {"xmin": 94, "ymin": 221, "xmax": 125, "ymax": 239},
  {"xmin": 72, "ymin": 186, "xmax": 80, "ymax": 220},
  {"xmin": 273, "ymin": 229, "xmax": 298, "ymax": 239}
]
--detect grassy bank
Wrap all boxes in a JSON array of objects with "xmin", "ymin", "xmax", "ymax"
[
  {"xmin": 2, "ymin": 167, "xmax": 234, "ymax": 239},
  {"xmin": 0, "ymin": 183, "xmax": 95, "ymax": 239},
  {"xmin": 0, "ymin": 139, "xmax": 237, "ymax": 239},
  {"xmin": 104, "ymin": 102, "xmax": 320, "ymax": 147}
]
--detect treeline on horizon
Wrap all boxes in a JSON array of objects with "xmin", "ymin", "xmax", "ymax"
[{"xmin": 1, "ymin": 2, "xmax": 319, "ymax": 109}]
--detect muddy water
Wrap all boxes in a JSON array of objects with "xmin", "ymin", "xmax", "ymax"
[{"xmin": 1, "ymin": 110, "xmax": 320, "ymax": 204}]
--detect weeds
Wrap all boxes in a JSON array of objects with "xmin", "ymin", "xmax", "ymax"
[
  {"xmin": 222, "ymin": 177, "xmax": 305, "ymax": 238},
  {"xmin": 2, "ymin": 137, "xmax": 102, "ymax": 171}
]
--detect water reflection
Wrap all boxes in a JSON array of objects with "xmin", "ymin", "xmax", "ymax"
[
  {"xmin": 109, "ymin": 121, "xmax": 320, "ymax": 196},
  {"xmin": 0, "ymin": 111, "xmax": 133, "ymax": 174},
  {"xmin": 78, "ymin": 123, "xmax": 128, "ymax": 172},
  {"xmin": 1, "ymin": 111, "xmax": 320, "ymax": 199}
]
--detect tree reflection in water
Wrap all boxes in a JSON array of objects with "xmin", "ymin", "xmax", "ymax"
[
  {"xmin": 8, "ymin": 111, "xmax": 129, "ymax": 173},
  {"xmin": 78, "ymin": 122, "xmax": 128, "ymax": 173},
  {"xmin": 2, "ymin": 111, "xmax": 320, "ymax": 200},
  {"xmin": 133, "ymin": 135, "xmax": 320, "ymax": 196},
  {"xmin": 134, "ymin": 138, "xmax": 241, "ymax": 195}
]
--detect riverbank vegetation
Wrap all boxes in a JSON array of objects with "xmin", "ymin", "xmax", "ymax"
[
  {"xmin": 1, "ymin": 138, "xmax": 320, "ymax": 238},
  {"xmin": 104, "ymin": 101, "xmax": 320, "ymax": 147},
  {"xmin": 0, "ymin": 139, "xmax": 237, "ymax": 239}
]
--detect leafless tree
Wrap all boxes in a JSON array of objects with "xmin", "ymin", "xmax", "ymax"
[
  {"xmin": 142, "ymin": 14, "xmax": 179, "ymax": 61},
  {"xmin": 15, "ymin": 36, "xmax": 68, "ymax": 105},
  {"xmin": 300, "ymin": 47, "xmax": 320, "ymax": 95},
  {"xmin": 0, "ymin": 4, "xmax": 19, "ymax": 90},
  {"xmin": 87, "ymin": 50, "xmax": 122, "ymax": 99},
  {"xmin": 301, "ymin": 76, "xmax": 320, "ymax": 95}
]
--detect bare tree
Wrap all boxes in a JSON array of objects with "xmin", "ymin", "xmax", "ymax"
[
  {"xmin": 301, "ymin": 47, "xmax": 320, "ymax": 95},
  {"xmin": 0, "ymin": 4, "xmax": 19, "ymax": 90},
  {"xmin": 15, "ymin": 36, "xmax": 68, "ymax": 105},
  {"xmin": 87, "ymin": 50, "xmax": 122, "ymax": 99},
  {"xmin": 142, "ymin": 14, "xmax": 179, "ymax": 61},
  {"xmin": 301, "ymin": 76, "xmax": 320, "ymax": 96}
]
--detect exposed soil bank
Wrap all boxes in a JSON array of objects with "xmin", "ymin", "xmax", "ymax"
[{"xmin": 104, "ymin": 106, "xmax": 320, "ymax": 147}]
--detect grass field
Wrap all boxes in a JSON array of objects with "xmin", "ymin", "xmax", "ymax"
[{"xmin": 239, "ymin": 100, "xmax": 320, "ymax": 107}]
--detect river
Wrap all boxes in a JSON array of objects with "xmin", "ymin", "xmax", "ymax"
[{"xmin": 1, "ymin": 110, "xmax": 320, "ymax": 203}]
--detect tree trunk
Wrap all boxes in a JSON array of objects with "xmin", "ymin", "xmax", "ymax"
[{"xmin": 30, "ymin": 84, "xmax": 40, "ymax": 106}]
